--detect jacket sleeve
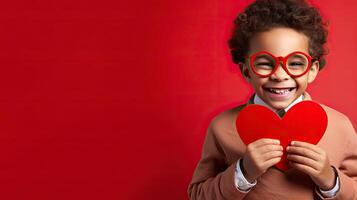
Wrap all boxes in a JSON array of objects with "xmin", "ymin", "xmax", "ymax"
[
  {"xmin": 187, "ymin": 121, "xmax": 248, "ymax": 200},
  {"xmin": 333, "ymin": 117, "xmax": 357, "ymax": 200}
]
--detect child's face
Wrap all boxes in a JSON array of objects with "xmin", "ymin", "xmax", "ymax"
[{"xmin": 242, "ymin": 27, "xmax": 319, "ymax": 110}]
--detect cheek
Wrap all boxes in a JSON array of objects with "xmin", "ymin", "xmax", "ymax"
[
  {"xmin": 295, "ymin": 77, "xmax": 309, "ymax": 88},
  {"xmin": 307, "ymin": 75, "xmax": 315, "ymax": 84},
  {"xmin": 250, "ymin": 78, "xmax": 268, "ymax": 89}
]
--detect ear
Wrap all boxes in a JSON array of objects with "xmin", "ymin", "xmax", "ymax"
[
  {"xmin": 307, "ymin": 60, "xmax": 319, "ymax": 83},
  {"xmin": 240, "ymin": 62, "xmax": 251, "ymax": 82}
]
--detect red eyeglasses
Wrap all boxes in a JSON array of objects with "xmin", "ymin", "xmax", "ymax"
[{"xmin": 248, "ymin": 51, "xmax": 314, "ymax": 78}]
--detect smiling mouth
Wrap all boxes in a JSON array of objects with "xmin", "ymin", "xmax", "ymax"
[{"xmin": 263, "ymin": 87, "xmax": 296, "ymax": 95}]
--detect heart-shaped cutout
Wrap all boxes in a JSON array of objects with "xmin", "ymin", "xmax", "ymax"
[{"xmin": 236, "ymin": 100, "xmax": 327, "ymax": 171}]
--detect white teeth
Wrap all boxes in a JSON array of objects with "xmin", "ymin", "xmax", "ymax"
[{"xmin": 269, "ymin": 88, "xmax": 291, "ymax": 94}]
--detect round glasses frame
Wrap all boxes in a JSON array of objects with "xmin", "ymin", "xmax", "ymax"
[{"xmin": 249, "ymin": 51, "xmax": 314, "ymax": 78}]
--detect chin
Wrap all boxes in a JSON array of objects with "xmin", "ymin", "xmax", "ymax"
[{"xmin": 267, "ymin": 101, "xmax": 291, "ymax": 110}]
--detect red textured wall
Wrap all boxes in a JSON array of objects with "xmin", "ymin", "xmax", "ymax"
[{"xmin": 0, "ymin": 0, "xmax": 355, "ymax": 199}]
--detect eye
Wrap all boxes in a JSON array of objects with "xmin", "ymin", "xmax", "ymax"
[
  {"xmin": 256, "ymin": 62, "xmax": 274, "ymax": 66},
  {"xmin": 253, "ymin": 54, "xmax": 275, "ymax": 70},
  {"xmin": 289, "ymin": 62, "xmax": 304, "ymax": 66},
  {"xmin": 287, "ymin": 54, "xmax": 308, "ymax": 68},
  {"xmin": 255, "ymin": 62, "xmax": 274, "ymax": 69}
]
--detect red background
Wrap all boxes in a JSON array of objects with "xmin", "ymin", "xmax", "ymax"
[{"xmin": 0, "ymin": 0, "xmax": 356, "ymax": 199}]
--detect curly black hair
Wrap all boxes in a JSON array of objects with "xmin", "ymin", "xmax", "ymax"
[{"xmin": 228, "ymin": 0, "xmax": 329, "ymax": 70}]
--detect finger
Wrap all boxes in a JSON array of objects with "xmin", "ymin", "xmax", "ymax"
[
  {"xmin": 289, "ymin": 161, "xmax": 316, "ymax": 176},
  {"xmin": 251, "ymin": 138, "xmax": 280, "ymax": 148},
  {"xmin": 286, "ymin": 146, "xmax": 320, "ymax": 161},
  {"xmin": 290, "ymin": 141, "xmax": 322, "ymax": 154},
  {"xmin": 263, "ymin": 157, "xmax": 282, "ymax": 168},
  {"xmin": 261, "ymin": 150, "xmax": 283, "ymax": 161},
  {"xmin": 258, "ymin": 144, "xmax": 283, "ymax": 154},
  {"xmin": 287, "ymin": 154, "xmax": 319, "ymax": 171}
]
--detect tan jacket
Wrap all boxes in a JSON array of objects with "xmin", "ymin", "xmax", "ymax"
[{"xmin": 188, "ymin": 93, "xmax": 357, "ymax": 199}]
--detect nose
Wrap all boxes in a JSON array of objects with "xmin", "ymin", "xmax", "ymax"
[{"xmin": 270, "ymin": 62, "xmax": 290, "ymax": 81}]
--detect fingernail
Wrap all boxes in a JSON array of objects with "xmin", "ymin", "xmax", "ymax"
[
  {"xmin": 291, "ymin": 141, "xmax": 295, "ymax": 145},
  {"xmin": 286, "ymin": 146, "xmax": 290, "ymax": 151},
  {"xmin": 276, "ymin": 140, "xmax": 280, "ymax": 144}
]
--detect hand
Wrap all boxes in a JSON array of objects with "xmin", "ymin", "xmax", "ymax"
[
  {"xmin": 242, "ymin": 138, "xmax": 283, "ymax": 182},
  {"xmin": 286, "ymin": 141, "xmax": 336, "ymax": 190}
]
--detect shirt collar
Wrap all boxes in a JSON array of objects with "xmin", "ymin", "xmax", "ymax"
[{"xmin": 253, "ymin": 94, "xmax": 304, "ymax": 112}]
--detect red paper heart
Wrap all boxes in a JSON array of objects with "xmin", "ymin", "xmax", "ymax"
[{"xmin": 236, "ymin": 101, "xmax": 327, "ymax": 171}]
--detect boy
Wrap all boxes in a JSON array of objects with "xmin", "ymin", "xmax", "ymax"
[{"xmin": 188, "ymin": 0, "xmax": 357, "ymax": 199}]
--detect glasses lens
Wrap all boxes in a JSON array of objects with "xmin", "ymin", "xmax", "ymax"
[
  {"xmin": 286, "ymin": 53, "xmax": 309, "ymax": 76},
  {"xmin": 252, "ymin": 53, "xmax": 276, "ymax": 76}
]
